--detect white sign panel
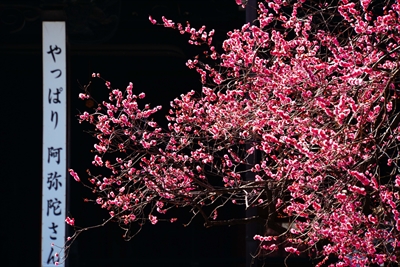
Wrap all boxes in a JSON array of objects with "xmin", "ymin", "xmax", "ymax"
[{"xmin": 42, "ymin": 21, "xmax": 67, "ymax": 267}]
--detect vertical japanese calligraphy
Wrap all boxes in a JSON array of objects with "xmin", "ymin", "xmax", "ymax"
[{"xmin": 42, "ymin": 21, "xmax": 66, "ymax": 267}]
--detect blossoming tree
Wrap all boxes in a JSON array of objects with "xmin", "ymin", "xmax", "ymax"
[{"xmin": 67, "ymin": 0, "xmax": 400, "ymax": 265}]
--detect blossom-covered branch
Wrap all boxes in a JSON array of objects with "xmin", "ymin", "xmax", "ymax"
[{"xmin": 68, "ymin": 0, "xmax": 400, "ymax": 266}]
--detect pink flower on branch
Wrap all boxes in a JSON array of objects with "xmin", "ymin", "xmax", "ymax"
[
  {"xmin": 149, "ymin": 215, "xmax": 158, "ymax": 225},
  {"xmin": 148, "ymin": 15, "xmax": 157, "ymax": 25},
  {"xmin": 285, "ymin": 246, "xmax": 300, "ymax": 255},
  {"xmin": 65, "ymin": 217, "xmax": 75, "ymax": 226},
  {"xmin": 79, "ymin": 93, "xmax": 89, "ymax": 100},
  {"xmin": 69, "ymin": 169, "xmax": 80, "ymax": 182}
]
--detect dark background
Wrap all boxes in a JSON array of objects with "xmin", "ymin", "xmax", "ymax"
[{"xmin": 0, "ymin": 1, "xmax": 312, "ymax": 266}]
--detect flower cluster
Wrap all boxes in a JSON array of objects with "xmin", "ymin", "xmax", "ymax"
[{"xmin": 69, "ymin": 0, "xmax": 400, "ymax": 266}]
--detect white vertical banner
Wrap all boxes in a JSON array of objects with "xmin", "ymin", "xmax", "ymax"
[{"xmin": 42, "ymin": 21, "xmax": 67, "ymax": 267}]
